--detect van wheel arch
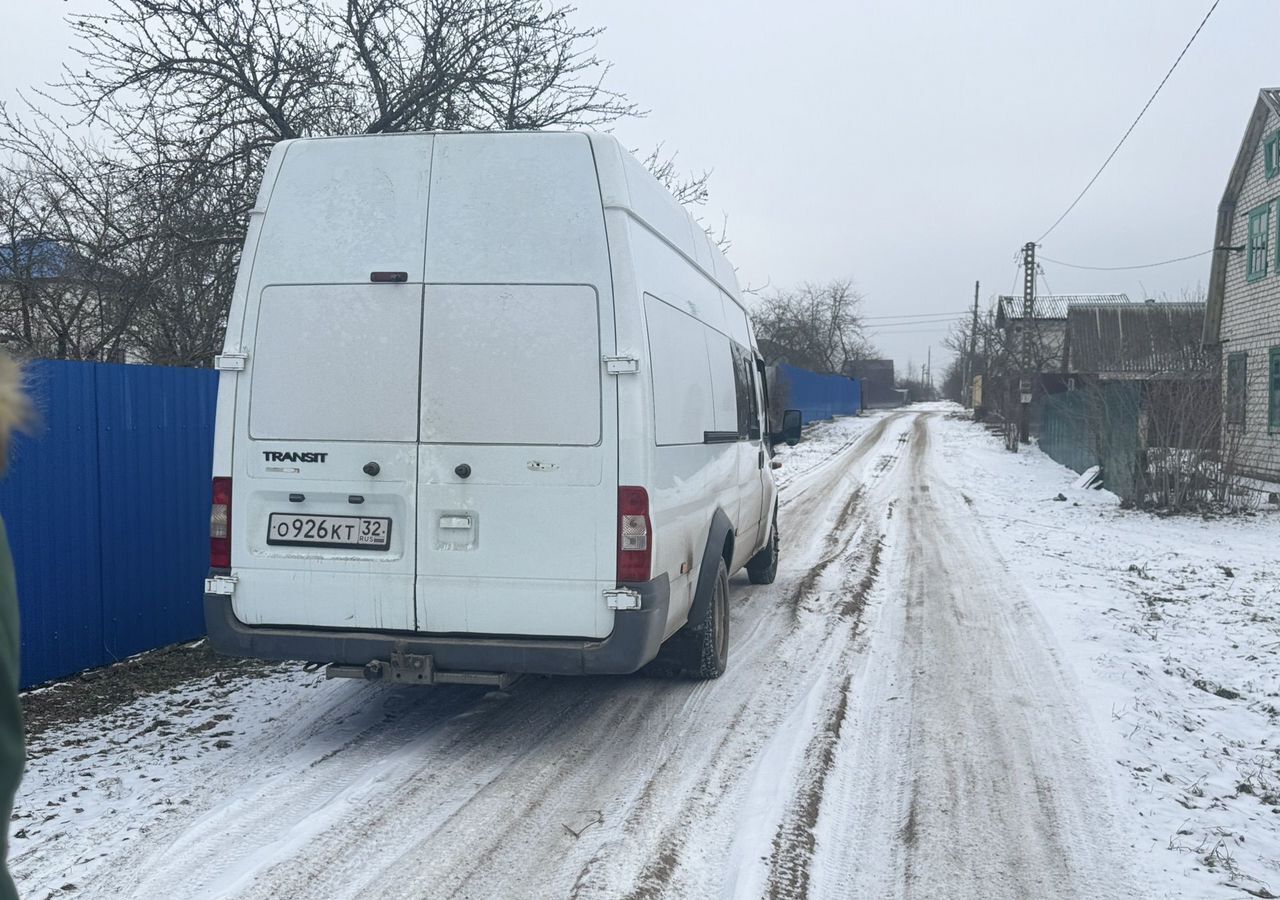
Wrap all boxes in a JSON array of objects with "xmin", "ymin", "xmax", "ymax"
[
  {"xmin": 689, "ymin": 508, "xmax": 734, "ymax": 628},
  {"xmin": 642, "ymin": 510, "xmax": 732, "ymax": 679},
  {"xmin": 746, "ymin": 503, "xmax": 780, "ymax": 585}
]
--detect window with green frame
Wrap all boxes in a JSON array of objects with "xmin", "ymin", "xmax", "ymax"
[
  {"xmin": 1267, "ymin": 132, "xmax": 1280, "ymax": 179},
  {"xmin": 1227, "ymin": 351, "xmax": 1247, "ymax": 427},
  {"xmin": 1248, "ymin": 203, "xmax": 1271, "ymax": 281},
  {"xmin": 1270, "ymin": 348, "xmax": 1280, "ymax": 432}
]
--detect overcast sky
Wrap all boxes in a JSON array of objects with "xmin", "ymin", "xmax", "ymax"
[{"xmin": 3, "ymin": 0, "xmax": 1278, "ymax": 376}]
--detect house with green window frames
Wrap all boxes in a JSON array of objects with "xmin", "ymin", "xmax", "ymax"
[{"xmin": 1205, "ymin": 88, "xmax": 1280, "ymax": 486}]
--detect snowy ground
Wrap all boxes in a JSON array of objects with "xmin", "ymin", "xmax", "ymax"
[
  {"xmin": 944, "ymin": 411, "xmax": 1280, "ymax": 898},
  {"xmin": 10, "ymin": 407, "xmax": 1278, "ymax": 899}
]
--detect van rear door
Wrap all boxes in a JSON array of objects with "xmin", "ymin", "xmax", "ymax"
[
  {"xmin": 230, "ymin": 135, "xmax": 431, "ymax": 631},
  {"xmin": 414, "ymin": 134, "xmax": 618, "ymax": 640}
]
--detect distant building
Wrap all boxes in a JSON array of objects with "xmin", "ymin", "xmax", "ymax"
[
  {"xmin": 995, "ymin": 293, "xmax": 1132, "ymax": 374},
  {"xmin": 843, "ymin": 358, "xmax": 898, "ymax": 407},
  {"xmin": 1204, "ymin": 87, "xmax": 1280, "ymax": 485},
  {"xmin": 1065, "ymin": 302, "xmax": 1209, "ymax": 380},
  {"xmin": 0, "ymin": 238, "xmax": 128, "ymax": 361},
  {"xmin": 1034, "ymin": 301, "xmax": 1214, "ymax": 503}
]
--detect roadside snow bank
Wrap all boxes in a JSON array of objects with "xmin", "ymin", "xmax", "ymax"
[{"xmin": 937, "ymin": 413, "xmax": 1280, "ymax": 899}]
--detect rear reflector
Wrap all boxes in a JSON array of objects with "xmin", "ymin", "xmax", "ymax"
[
  {"xmin": 211, "ymin": 477, "xmax": 232, "ymax": 568},
  {"xmin": 617, "ymin": 486, "xmax": 651, "ymax": 583}
]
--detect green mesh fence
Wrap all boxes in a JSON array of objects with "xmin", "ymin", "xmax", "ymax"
[{"xmin": 1034, "ymin": 382, "xmax": 1141, "ymax": 501}]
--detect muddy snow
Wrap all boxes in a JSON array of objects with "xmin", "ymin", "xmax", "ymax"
[{"xmin": 11, "ymin": 408, "xmax": 1279, "ymax": 899}]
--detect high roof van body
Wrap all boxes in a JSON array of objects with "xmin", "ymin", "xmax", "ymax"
[{"xmin": 204, "ymin": 131, "xmax": 799, "ymax": 684}]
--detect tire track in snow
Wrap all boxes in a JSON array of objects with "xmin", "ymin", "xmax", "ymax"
[
  {"xmin": 765, "ymin": 677, "xmax": 852, "ymax": 900},
  {"xmin": 759, "ymin": 440, "xmax": 899, "ymax": 899},
  {"xmin": 718, "ymin": 421, "xmax": 915, "ymax": 900},
  {"xmin": 570, "ymin": 416, "xmax": 916, "ymax": 899},
  {"xmin": 805, "ymin": 412, "xmax": 1145, "ymax": 900}
]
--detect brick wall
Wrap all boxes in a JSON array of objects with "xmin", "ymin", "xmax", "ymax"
[{"xmin": 1221, "ymin": 105, "xmax": 1280, "ymax": 483}]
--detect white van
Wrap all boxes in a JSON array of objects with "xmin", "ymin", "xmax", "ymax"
[{"xmin": 204, "ymin": 131, "xmax": 801, "ymax": 684}]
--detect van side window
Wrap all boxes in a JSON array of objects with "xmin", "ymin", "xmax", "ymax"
[
  {"xmin": 645, "ymin": 293, "xmax": 720, "ymax": 445},
  {"xmin": 755, "ymin": 357, "xmax": 770, "ymax": 435},
  {"xmin": 731, "ymin": 343, "xmax": 760, "ymax": 440}
]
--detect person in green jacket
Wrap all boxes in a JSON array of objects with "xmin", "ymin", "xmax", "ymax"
[{"xmin": 0, "ymin": 352, "xmax": 30, "ymax": 900}]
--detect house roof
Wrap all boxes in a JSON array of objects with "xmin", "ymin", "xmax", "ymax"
[
  {"xmin": 995, "ymin": 293, "xmax": 1131, "ymax": 325},
  {"xmin": 1204, "ymin": 88, "xmax": 1280, "ymax": 345},
  {"xmin": 1067, "ymin": 302, "xmax": 1208, "ymax": 377},
  {"xmin": 842, "ymin": 358, "xmax": 894, "ymax": 381},
  {"xmin": 0, "ymin": 239, "xmax": 80, "ymax": 280}
]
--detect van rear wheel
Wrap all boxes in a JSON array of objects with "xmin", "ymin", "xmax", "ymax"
[
  {"xmin": 687, "ymin": 559, "xmax": 730, "ymax": 679},
  {"xmin": 644, "ymin": 558, "xmax": 729, "ymax": 680},
  {"xmin": 746, "ymin": 513, "xmax": 779, "ymax": 585}
]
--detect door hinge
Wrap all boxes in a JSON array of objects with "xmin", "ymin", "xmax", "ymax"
[
  {"xmin": 603, "ymin": 354, "xmax": 640, "ymax": 375},
  {"xmin": 215, "ymin": 350, "xmax": 248, "ymax": 372},
  {"xmin": 604, "ymin": 587, "xmax": 642, "ymax": 610},
  {"xmin": 205, "ymin": 574, "xmax": 238, "ymax": 596}
]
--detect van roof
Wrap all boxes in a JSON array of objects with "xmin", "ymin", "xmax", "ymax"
[
  {"xmin": 582, "ymin": 133, "xmax": 744, "ymax": 310},
  {"xmin": 271, "ymin": 131, "xmax": 746, "ymax": 313}
]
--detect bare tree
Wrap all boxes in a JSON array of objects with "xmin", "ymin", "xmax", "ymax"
[
  {"xmin": 0, "ymin": 110, "xmax": 257, "ymax": 364},
  {"xmin": 639, "ymin": 144, "xmax": 710, "ymax": 207},
  {"xmin": 942, "ymin": 304, "xmax": 1064, "ymax": 444},
  {"xmin": 751, "ymin": 280, "xmax": 873, "ymax": 375},
  {"xmin": 59, "ymin": 0, "xmax": 637, "ymax": 144},
  {"xmin": 1, "ymin": 0, "xmax": 716, "ymax": 366},
  {"xmin": 635, "ymin": 143, "xmax": 730, "ymax": 249},
  {"xmin": 0, "ymin": 142, "xmax": 142, "ymax": 361},
  {"xmin": 939, "ymin": 354, "xmax": 965, "ymax": 402},
  {"xmin": 896, "ymin": 374, "xmax": 937, "ymax": 402}
]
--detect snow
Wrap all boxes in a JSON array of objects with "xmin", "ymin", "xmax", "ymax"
[
  {"xmin": 940, "ymin": 413, "xmax": 1280, "ymax": 898},
  {"xmin": 8, "ymin": 406, "xmax": 1278, "ymax": 899}
]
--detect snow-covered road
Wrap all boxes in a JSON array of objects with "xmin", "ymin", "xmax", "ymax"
[
  {"xmin": 13, "ymin": 410, "xmax": 1168, "ymax": 898},
  {"xmin": 806, "ymin": 414, "xmax": 1139, "ymax": 898}
]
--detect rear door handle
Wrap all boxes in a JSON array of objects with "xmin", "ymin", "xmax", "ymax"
[{"xmin": 758, "ymin": 449, "xmax": 765, "ymax": 470}]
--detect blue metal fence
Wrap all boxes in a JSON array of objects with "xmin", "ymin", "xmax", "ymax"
[
  {"xmin": 0, "ymin": 360, "xmax": 216, "ymax": 687},
  {"xmin": 775, "ymin": 364, "xmax": 862, "ymax": 424}
]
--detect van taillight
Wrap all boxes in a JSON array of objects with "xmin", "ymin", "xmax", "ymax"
[
  {"xmin": 617, "ymin": 486, "xmax": 651, "ymax": 583},
  {"xmin": 211, "ymin": 477, "xmax": 232, "ymax": 568}
]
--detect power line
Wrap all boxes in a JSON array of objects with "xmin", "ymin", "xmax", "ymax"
[
  {"xmin": 864, "ymin": 317, "xmax": 966, "ymax": 330},
  {"xmin": 865, "ymin": 317, "xmax": 962, "ymax": 330},
  {"xmin": 864, "ymin": 324, "xmax": 962, "ymax": 336},
  {"xmin": 1036, "ymin": 0, "xmax": 1220, "ymax": 243},
  {"xmin": 1038, "ymin": 248, "xmax": 1214, "ymax": 271},
  {"xmin": 1036, "ymin": 263, "xmax": 1053, "ymax": 297},
  {"xmin": 860, "ymin": 309, "xmax": 970, "ymax": 321}
]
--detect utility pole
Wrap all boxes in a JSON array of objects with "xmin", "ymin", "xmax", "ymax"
[
  {"xmin": 966, "ymin": 281, "xmax": 979, "ymax": 407},
  {"xmin": 926, "ymin": 346, "xmax": 932, "ymax": 399},
  {"xmin": 1017, "ymin": 241, "xmax": 1036, "ymax": 447}
]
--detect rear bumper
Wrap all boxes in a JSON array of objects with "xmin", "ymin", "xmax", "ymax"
[{"xmin": 202, "ymin": 572, "xmax": 670, "ymax": 676}]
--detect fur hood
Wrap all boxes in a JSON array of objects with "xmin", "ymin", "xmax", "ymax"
[{"xmin": 0, "ymin": 354, "xmax": 31, "ymax": 472}]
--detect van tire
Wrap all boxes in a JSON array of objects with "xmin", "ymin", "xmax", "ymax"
[
  {"xmin": 644, "ymin": 558, "xmax": 729, "ymax": 680},
  {"xmin": 687, "ymin": 558, "xmax": 730, "ymax": 679},
  {"xmin": 746, "ymin": 513, "xmax": 779, "ymax": 585}
]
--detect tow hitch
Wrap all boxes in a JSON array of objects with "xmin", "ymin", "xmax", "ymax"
[{"xmin": 325, "ymin": 649, "xmax": 519, "ymax": 689}]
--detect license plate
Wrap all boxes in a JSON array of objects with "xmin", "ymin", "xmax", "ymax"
[{"xmin": 266, "ymin": 513, "xmax": 392, "ymax": 550}]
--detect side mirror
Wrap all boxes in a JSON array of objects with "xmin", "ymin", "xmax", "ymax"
[{"xmin": 780, "ymin": 409, "xmax": 802, "ymax": 446}]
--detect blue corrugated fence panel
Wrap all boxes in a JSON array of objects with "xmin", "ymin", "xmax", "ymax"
[
  {"xmin": 0, "ymin": 359, "xmax": 216, "ymax": 688},
  {"xmin": 0, "ymin": 361, "xmax": 107, "ymax": 686},
  {"xmin": 97, "ymin": 363, "xmax": 217, "ymax": 662},
  {"xmin": 777, "ymin": 364, "xmax": 862, "ymax": 425}
]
